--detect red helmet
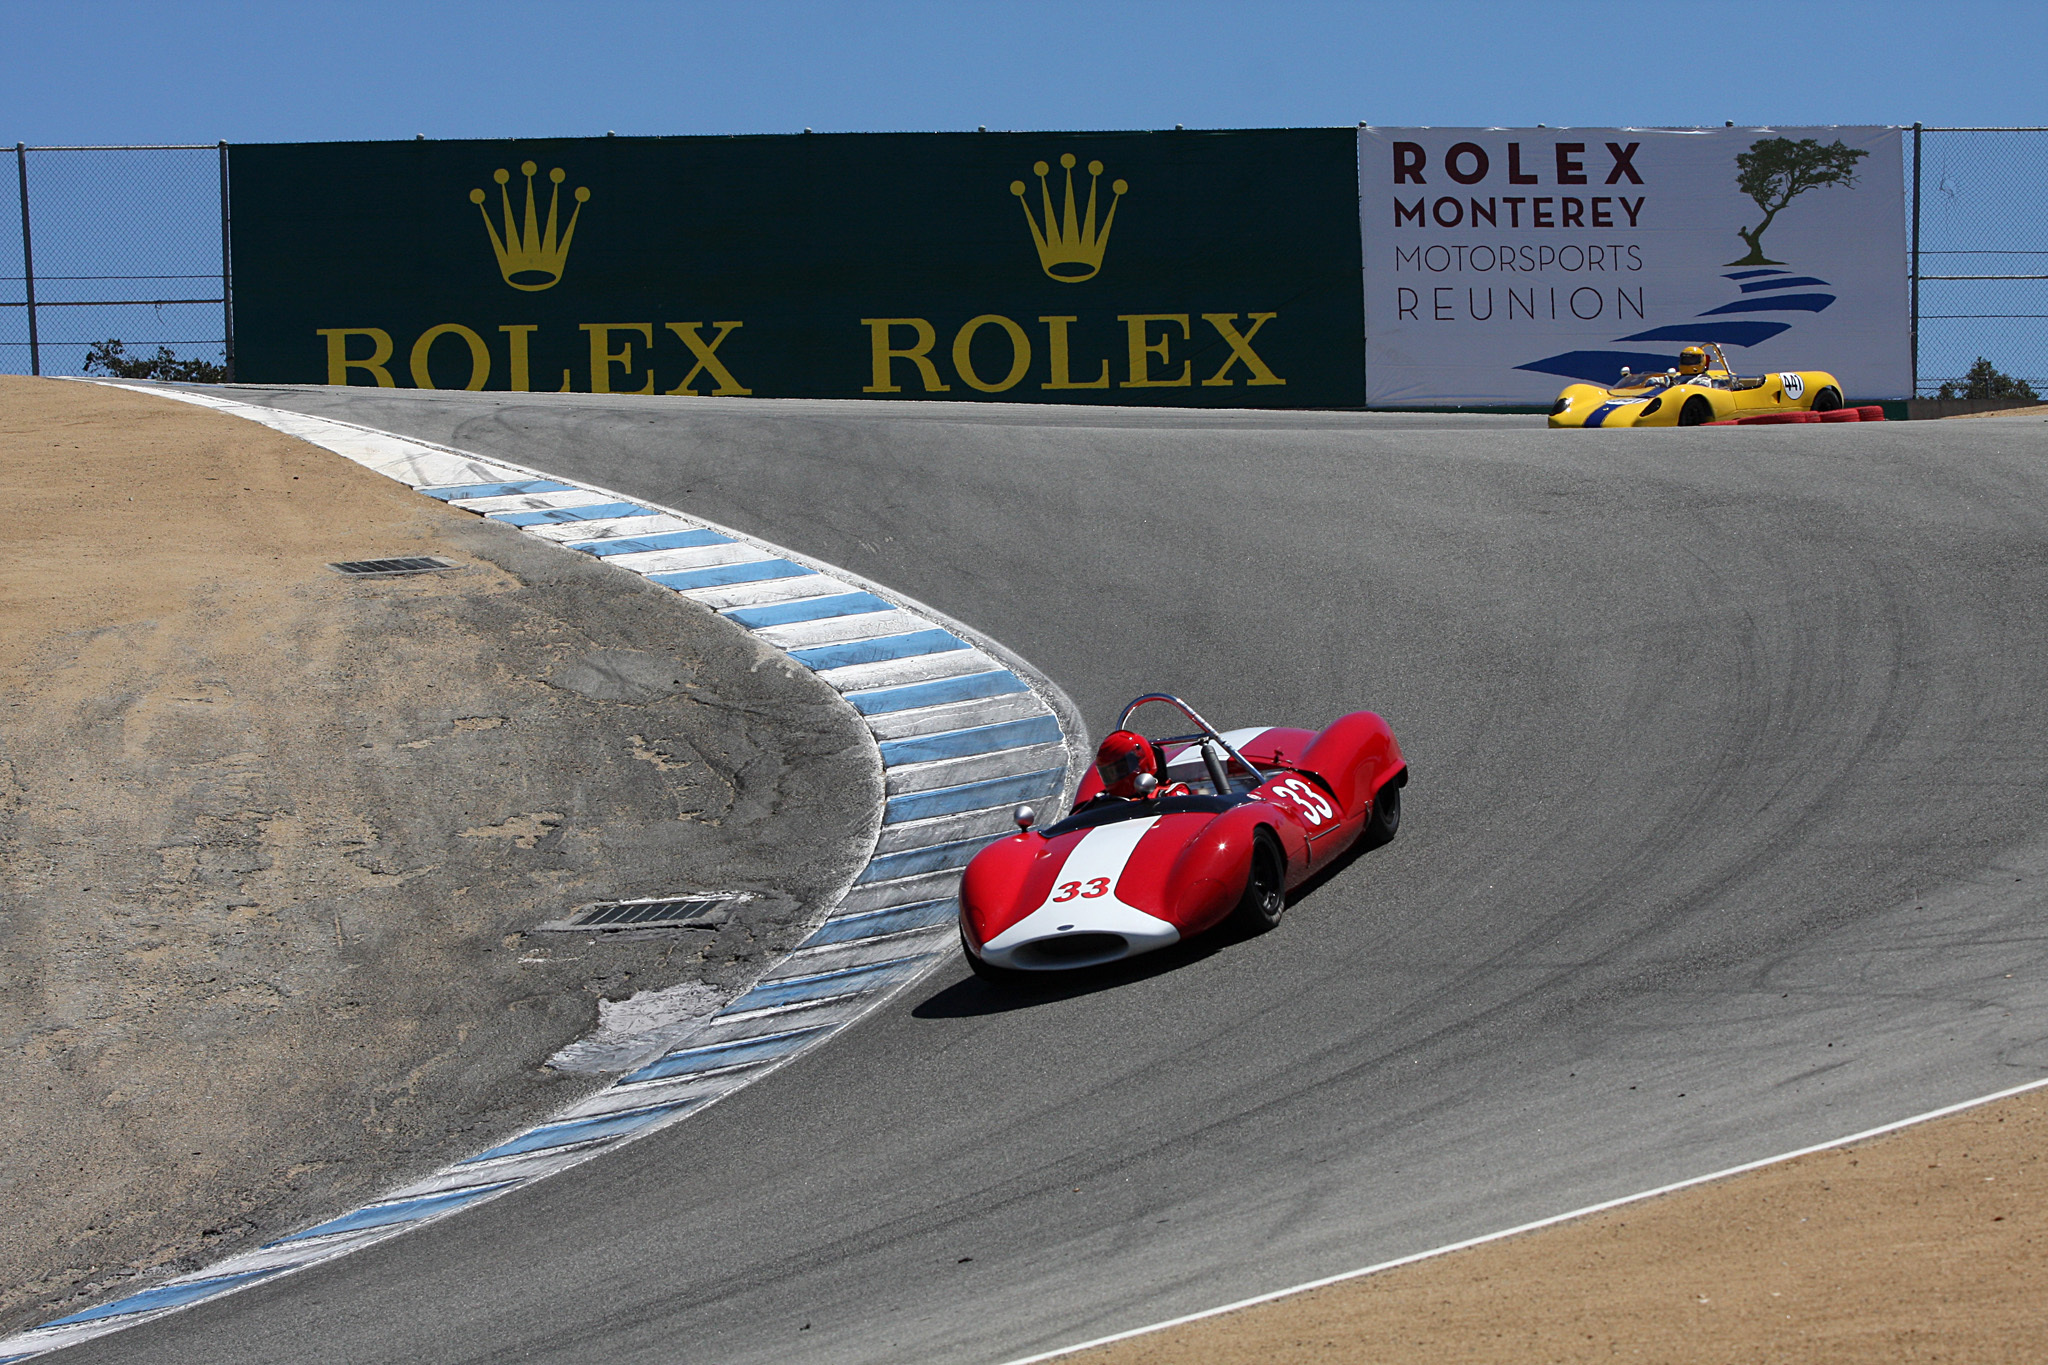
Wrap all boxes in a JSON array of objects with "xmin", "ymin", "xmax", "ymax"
[{"xmin": 1095, "ymin": 730, "xmax": 1158, "ymax": 798}]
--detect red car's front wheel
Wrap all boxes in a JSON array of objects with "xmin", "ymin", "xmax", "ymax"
[
  {"xmin": 1230, "ymin": 833, "xmax": 1287, "ymax": 934},
  {"xmin": 962, "ymin": 929, "xmax": 1030, "ymax": 986}
]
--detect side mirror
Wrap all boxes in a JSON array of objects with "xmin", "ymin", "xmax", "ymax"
[
  {"xmin": 1013, "ymin": 804, "xmax": 1036, "ymax": 831},
  {"xmin": 1134, "ymin": 772, "xmax": 1159, "ymax": 796}
]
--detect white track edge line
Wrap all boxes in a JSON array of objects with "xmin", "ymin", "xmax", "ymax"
[{"xmin": 993, "ymin": 1073, "xmax": 2048, "ymax": 1365}]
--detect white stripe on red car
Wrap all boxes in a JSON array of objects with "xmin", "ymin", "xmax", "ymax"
[{"xmin": 983, "ymin": 817, "xmax": 1179, "ymax": 961}]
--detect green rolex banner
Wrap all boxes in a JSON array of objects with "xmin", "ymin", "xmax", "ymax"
[{"xmin": 228, "ymin": 130, "xmax": 1365, "ymax": 408}]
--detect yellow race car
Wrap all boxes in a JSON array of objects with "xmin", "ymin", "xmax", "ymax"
[{"xmin": 1548, "ymin": 343, "xmax": 1846, "ymax": 428}]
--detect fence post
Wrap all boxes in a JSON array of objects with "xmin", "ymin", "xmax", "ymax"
[
  {"xmin": 1910, "ymin": 121, "xmax": 1922, "ymax": 397},
  {"xmin": 219, "ymin": 140, "xmax": 234, "ymax": 381},
  {"xmin": 14, "ymin": 142, "xmax": 36, "ymax": 376}
]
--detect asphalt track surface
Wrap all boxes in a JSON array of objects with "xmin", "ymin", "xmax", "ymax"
[{"xmin": 77, "ymin": 393, "xmax": 2048, "ymax": 1364}]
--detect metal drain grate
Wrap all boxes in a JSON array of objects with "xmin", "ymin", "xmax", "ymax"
[
  {"xmin": 329, "ymin": 556, "xmax": 457, "ymax": 577},
  {"xmin": 541, "ymin": 892, "xmax": 753, "ymax": 933}
]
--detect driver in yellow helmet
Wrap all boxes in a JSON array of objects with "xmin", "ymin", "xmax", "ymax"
[{"xmin": 1675, "ymin": 346, "xmax": 1710, "ymax": 376}]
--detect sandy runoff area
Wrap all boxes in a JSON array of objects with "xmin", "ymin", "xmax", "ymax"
[
  {"xmin": 0, "ymin": 376, "xmax": 873, "ymax": 1332},
  {"xmin": 1072, "ymin": 1087, "xmax": 2046, "ymax": 1362}
]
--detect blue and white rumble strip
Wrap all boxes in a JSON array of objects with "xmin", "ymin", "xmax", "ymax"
[{"xmin": 0, "ymin": 385, "xmax": 1087, "ymax": 1362}]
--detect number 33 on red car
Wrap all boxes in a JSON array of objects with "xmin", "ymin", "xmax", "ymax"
[{"xmin": 1265, "ymin": 775, "xmax": 1334, "ymax": 827}]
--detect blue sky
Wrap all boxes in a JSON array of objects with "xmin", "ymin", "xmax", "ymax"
[
  {"xmin": 4, "ymin": 1, "xmax": 2041, "ymax": 386},
  {"xmin": 3, "ymin": 0, "xmax": 2043, "ymax": 144}
]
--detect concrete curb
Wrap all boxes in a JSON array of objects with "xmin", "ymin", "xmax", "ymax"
[{"xmin": 0, "ymin": 383, "xmax": 1088, "ymax": 1362}]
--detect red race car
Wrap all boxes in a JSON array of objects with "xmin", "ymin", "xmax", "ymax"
[{"xmin": 959, "ymin": 694, "xmax": 1407, "ymax": 980}]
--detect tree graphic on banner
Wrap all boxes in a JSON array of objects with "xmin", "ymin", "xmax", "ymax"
[{"xmin": 1729, "ymin": 137, "xmax": 1870, "ymax": 266}]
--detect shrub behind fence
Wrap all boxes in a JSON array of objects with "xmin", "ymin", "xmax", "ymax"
[
  {"xmin": 6, "ymin": 131, "xmax": 2043, "ymax": 398},
  {"xmin": 3, "ymin": 142, "xmax": 230, "ymax": 379}
]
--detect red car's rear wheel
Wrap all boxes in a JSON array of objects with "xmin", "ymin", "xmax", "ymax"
[{"xmin": 1362, "ymin": 780, "xmax": 1402, "ymax": 850}]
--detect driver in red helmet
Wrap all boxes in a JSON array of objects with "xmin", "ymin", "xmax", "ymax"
[{"xmin": 1093, "ymin": 730, "xmax": 1190, "ymax": 802}]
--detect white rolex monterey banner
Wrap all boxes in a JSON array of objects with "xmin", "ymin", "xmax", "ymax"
[{"xmin": 1358, "ymin": 126, "xmax": 1909, "ymax": 405}]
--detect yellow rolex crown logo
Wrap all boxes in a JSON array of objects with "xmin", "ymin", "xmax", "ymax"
[
  {"xmin": 469, "ymin": 161, "xmax": 590, "ymax": 292},
  {"xmin": 1010, "ymin": 153, "xmax": 1127, "ymax": 283}
]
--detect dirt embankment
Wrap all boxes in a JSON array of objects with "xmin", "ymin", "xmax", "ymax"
[
  {"xmin": 1077, "ymin": 1077, "xmax": 2046, "ymax": 1362},
  {"xmin": 0, "ymin": 377, "xmax": 879, "ymax": 1332}
]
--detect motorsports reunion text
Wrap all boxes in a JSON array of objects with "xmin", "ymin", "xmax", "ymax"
[{"xmin": 228, "ymin": 125, "xmax": 1909, "ymax": 407}]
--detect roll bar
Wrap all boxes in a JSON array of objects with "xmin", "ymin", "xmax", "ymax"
[
  {"xmin": 1114, "ymin": 693, "xmax": 1268, "ymax": 795},
  {"xmin": 1622, "ymin": 340, "xmax": 1734, "ymax": 378}
]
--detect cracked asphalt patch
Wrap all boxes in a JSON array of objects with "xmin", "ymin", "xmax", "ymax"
[{"xmin": 0, "ymin": 376, "xmax": 879, "ymax": 1332}]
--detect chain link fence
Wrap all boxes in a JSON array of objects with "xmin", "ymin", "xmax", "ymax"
[
  {"xmin": 1912, "ymin": 126, "xmax": 2047, "ymax": 398},
  {"xmin": 3, "ymin": 143, "xmax": 230, "ymax": 379},
  {"xmin": 6, "ymin": 132, "xmax": 2043, "ymax": 397}
]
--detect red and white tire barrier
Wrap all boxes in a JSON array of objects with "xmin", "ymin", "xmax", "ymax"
[{"xmin": 1705, "ymin": 404, "xmax": 1888, "ymax": 427}]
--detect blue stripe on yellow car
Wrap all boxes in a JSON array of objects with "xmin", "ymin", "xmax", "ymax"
[{"xmin": 1584, "ymin": 401, "xmax": 1628, "ymax": 428}]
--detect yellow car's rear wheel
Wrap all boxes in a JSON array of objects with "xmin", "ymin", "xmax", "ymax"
[{"xmin": 1814, "ymin": 386, "xmax": 1843, "ymax": 412}]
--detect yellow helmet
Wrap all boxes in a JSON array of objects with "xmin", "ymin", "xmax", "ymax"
[{"xmin": 1676, "ymin": 346, "xmax": 1709, "ymax": 375}]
